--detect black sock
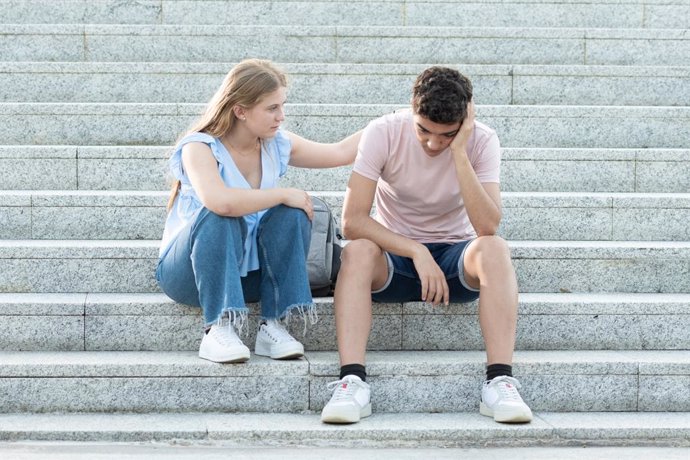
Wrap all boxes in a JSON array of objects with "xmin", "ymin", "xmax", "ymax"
[
  {"xmin": 486, "ymin": 363, "xmax": 513, "ymax": 381},
  {"xmin": 340, "ymin": 363, "xmax": 366, "ymax": 382}
]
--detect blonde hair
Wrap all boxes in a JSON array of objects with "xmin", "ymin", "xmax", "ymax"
[{"xmin": 166, "ymin": 59, "xmax": 288, "ymax": 211}]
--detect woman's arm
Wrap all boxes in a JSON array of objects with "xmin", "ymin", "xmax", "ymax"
[
  {"xmin": 182, "ymin": 142, "xmax": 314, "ymax": 219},
  {"xmin": 285, "ymin": 129, "xmax": 363, "ymax": 168}
]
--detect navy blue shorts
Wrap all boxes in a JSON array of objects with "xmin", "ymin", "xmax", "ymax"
[{"xmin": 372, "ymin": 241, "xmax": 480, "ymax": 303}]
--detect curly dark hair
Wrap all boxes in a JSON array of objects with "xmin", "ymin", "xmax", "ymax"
[{"xmin": 412, "ymin": 67, "xmax": 473, "ymax": 124}]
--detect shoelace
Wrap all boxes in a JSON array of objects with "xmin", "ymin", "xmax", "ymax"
[
  {"xmin": 491, "ymin": 376, "xmax": 523, "ymax": 402},
  {"xmin": 262, "ymin": 320, "xmax": 297, "ymax": 343},
  {"xmin": 326, "ymin": 377, "xmax": 361, "ymax": 401},
  {"xmin": 212, "ymin": 325, "xmax": 244, "ymax": 347}
]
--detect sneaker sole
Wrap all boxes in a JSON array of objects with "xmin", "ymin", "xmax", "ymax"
[
  {"xmin": 479, "ymin": 402, "xmax": 533, "ymax": 423},
  {"xmin": 198, "ymin": 349, "xmax": 250, "ymax": 364},
  {"xmin": 321, "ymin": 403, "xmax": 372, "ymax": 424},
  {"xmin": 254, "ymin": 341, "xmax": 304, "ymax": 360}
]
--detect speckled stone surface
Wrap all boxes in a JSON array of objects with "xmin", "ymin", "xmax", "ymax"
[
  {"xmin": 0, "ymin": 375, "xmax": 308, "ymax": 412},
  {"xmin": 4, "ymin": 24, "xmax": 689, "ymax": 65},
  {"xmin": 79, "ymin": 158, "xmax": 169, "ymax": 190},
  {"xmin": 540, "ymin": 411, "xmax": 690, "ymax": 443},
  {"xmin": 0, "ymin": 207, "xmax": 30, "ymax": 239},
  {"xmin": 85, "ymin": 315, "xmax": 202, "ymax": 351},
  {"xmin": 1, "ymin": 158, "xmax": 77, "ymax": 190},
  {"xmin": 0, "ymin": 62, "xmax": 507, "ymax": 104},
  {"xmin": 0, "ymin": 0, "xmax": 162, "ymax": 24},
  {"xmin": 337, "ymin": 36, "xmax": 583, "ymax": 65},
  {"xmin": 0, "ymin": 316, "xmax": 83, "ymax": 351},
  {"xmin": 4, "ymin": 103, "xmax": 690, "ymax": 148},
  {"xmin": 5, "ymin": 62, "xmax": 690, "ymax": 106},
  {"xmin": 500, "ymin": 206, "xmax": 612, "ymax": 240},
  {"xmin": 162, "ymin": 1, "xmax": 404, "ymax": 26},
  {"xmin": 32, "ymin": 207, "xmax": 166, "ymax": 240},
  {"xmin": 514, "ymin": 75, "xmax": 690, "ymax": 106},
  {"xmin": 636, "ymin": 161, "xmax": 690, "ymax": 193},
  {"xmin": 646, "ymin": 4, "xmax": 690, "ymax": 28},
  {"xmin": 0, "ymin": 292, "xmax": 86, "ymax": 315},
  {"xmin": 587, "ymin": 36, "xmax": 690, "ymax": 66},
  {"xmin": 0, "ymin": 33, "xmax": 82, "ymax": 61},
  {"xmin": 405, "ymin": 2, "xmax": 641, "ymax": 28},
  {"xmin": 613, "ymin": 208, "xmax": 690, "ymax": 241},
  {"xmin": 2, "ymin": 411, "xmax": 690, "ymax": 445},
  {"xmin": 400, "ymin": 314, "xmax": 690, "ymax": 351},
  {"xmin": 85, "ymin": 28, "xmax": 337, "ymax": 63},
  {"xmin": 0, "ymin": 258, "xmax": 159, "ymax": 293},
  {"xmin": 501, "ymin": 158, "xmax": 636, "ymax": 192},
  {"xmin": 639, "ymin": 376, "xmax": 690, "ymax": 411}
]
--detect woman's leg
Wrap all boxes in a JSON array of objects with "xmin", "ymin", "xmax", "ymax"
[
  {"xmin": 253, "ymin": 205, "xmax": 313, "ymax": 360},
  {"xmin": 255, "ymin": 205, "xmax": 313, "ymax": 320},
  {"xmin": 156, "ymin": 207, "xmax": 248, "ymax": 327}
]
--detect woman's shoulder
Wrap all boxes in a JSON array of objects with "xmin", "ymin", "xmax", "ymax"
[{"xmin": 176, "ymin": 132, "xmax": 219, "ymax": 150}]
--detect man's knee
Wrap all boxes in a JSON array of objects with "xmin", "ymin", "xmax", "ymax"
[
  {"xmin": 341, "ymin": 239, "xmax": 383, "ymax": 270},
  {"xmin": 473, "ymin": 235, "xmax": 510, "ymax": 256}
]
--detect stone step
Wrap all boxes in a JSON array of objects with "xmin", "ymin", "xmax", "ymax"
[
  {"xmin": 3, "ymin": 62, "xmax": 690, "ymax": 107},
  {"xmin": 1, "ymin": 240, "xmax": 689, "ymax": 294},
  {"xmin": 2, "ymin": 146, "xmax": 686, "ymax": 193},
  {"xmin": 1, "ymin": 292, "xmax": 688, "ymax": 352},
  {"xmin": 1, "ymin": 412, "xmax": 689, "ymax": 447},
  {"xmin": 2, "ymin": 103, "xmax": 689, "ymax": 148},
  {"xmin": 2, "ymin": 25, "xmax": 690, "ymax": 65},
  {"xmin": 0, "ymin": 350, "xmax": 687, "ymax": 413},
  {"xmin": 1, "ymin": 191, "xmax": 689, "ymax": 241},
  {"xmin": 2, "ymin": 0, "xmax": 687, "ymax": 29}
]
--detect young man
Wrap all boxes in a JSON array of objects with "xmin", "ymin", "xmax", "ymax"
[{"xmin": 320, "ymin": 66, "xmax": 532, "ymax": 424}]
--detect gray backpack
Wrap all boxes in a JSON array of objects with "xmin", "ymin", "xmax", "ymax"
[{"xmin": 307, "ymin": 196, "xmax": 342, "ymax": 296}]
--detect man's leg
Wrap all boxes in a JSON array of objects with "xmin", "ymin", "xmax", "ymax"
[
  {"xmin": 462, "ymin": 235, "xmax": 518, "ymax": 365},
  {"xmin": 334, "ymin": 239, "xmax": 390, "ymax": 367},
  {"xmin": 321, "ymin": 239, "xmax": 389, "ymax": 424},
  {"xmin": 461, "ymin": 235, "xmax": 532, "ymax": 423}
]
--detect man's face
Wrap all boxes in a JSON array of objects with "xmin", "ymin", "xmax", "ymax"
[{"xmin": 412, "ymin": 114, "xmax": 461, "ymax": 157}]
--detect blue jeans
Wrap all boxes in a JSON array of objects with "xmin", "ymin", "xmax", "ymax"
[
  {"xmin": 156, "ymin": 205, "xmax": 313, "ymax": 327},
  {"xmin": 372, "ymin": 241, "xmax": 480, "ymax": 303}
]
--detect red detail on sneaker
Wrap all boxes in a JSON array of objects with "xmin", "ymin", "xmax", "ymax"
[
  {"xmin": 342, "ymin": 384, "xmax": 348, "ymax": 389},
  {"xmin": 506, "ymin": 384, "xmax": 513, "ymax": 388}
]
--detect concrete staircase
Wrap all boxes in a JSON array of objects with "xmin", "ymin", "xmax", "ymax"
[{"xmin": 0, "ymin": 0, "xmax": 689, "ymax": 447}]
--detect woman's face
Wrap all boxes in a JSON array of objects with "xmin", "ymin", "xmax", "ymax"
[{"xmin": 243, "ymin": 86, "xmax": 287, "ymax": 138}]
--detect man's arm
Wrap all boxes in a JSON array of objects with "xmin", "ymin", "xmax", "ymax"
[
  {"xmin": 450, "ymin": 102, "xmax": 502, "ymax": 236},
  {"xmin": 342, "ymin": 171, "xmax": 450, "ymax": 305}
]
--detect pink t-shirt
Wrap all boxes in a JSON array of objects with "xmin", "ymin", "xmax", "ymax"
[{"xmin": 353, "ymin": 109, "xmax": 501, "ymax": 243}]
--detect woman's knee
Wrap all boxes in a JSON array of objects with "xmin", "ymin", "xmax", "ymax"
[
  {"xmin": 194, "ymin": 208, "xmax": 244, "ymax": 239},
  {"xmin": 263, "ymin": 205, "xmax": 310, "ymax": 231}
]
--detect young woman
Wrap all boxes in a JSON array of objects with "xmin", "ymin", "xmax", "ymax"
[{"xmin": 156, "ymin": 59, "xmax": 360, "ymax": 363}]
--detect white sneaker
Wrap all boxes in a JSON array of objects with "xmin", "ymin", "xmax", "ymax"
[
  {"xmin": 254, "ymin": 319, "xmax": 304, "ymax": 360},
  {"xmin": 480, "ymin": 375, "xmax": 533, "ymax": 423},
  {"xmin": 321, "ymin": 375, "xmax": 372, "ymax": 424},
  {"xmin": 198, "ymin": 324, "xmax": 250, "ymax": 363}
]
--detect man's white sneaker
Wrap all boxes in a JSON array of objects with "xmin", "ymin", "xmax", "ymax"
[
  {"xmin": 198, "ymin": 324, "xmax": 250, "ymax": 363},
  {"xmin": 480, "ymin": 375, "xmax": 533, "ymax": 423},
  {"xmin": 321, "ymin": 375, "xmax": 372, "ymax": 424},
  {"xmin": 254, "ymin": 319, "xmax": 304, "ymax": 360}
]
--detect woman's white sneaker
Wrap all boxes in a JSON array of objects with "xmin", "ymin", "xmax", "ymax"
[
  {"xmin": 321, "ymin": 375, "xmax": 372, "ymax": 424},
  {"xmin": 198, "ymin": 324, "xmax": 250, "ymax": 363},
  {"xmin": 480, "ymin": 375, "xmax": 533, "ymax": 423},
  {"xmin": 254, "ymin": 319, "xmax": 304, "ymax": 359}
]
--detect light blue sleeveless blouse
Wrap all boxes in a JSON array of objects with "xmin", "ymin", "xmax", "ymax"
[{"xmin": 159, "ymin": 130, "xmax": 291, "ymax": 276}]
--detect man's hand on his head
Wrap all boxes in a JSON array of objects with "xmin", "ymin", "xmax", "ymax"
[{"xmin": 450, "ymin": 100, "xmax": 476, "ymax": 155}]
